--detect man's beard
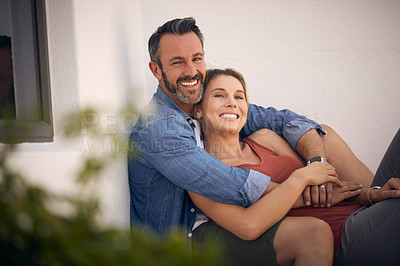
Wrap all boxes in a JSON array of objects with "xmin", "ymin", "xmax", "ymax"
[{"xmin": 161, "ymin": 70, "xmax": 204, "ymax": 104}]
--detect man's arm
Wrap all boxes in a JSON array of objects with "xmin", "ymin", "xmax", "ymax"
[
  {"xmin": 295, "ymin": 128, "xmax": 326, "ymax": 162},
  {"xmin": 241, "ymin": 104, "xmax": 326, "ymax": 153},
  {"xmin": 130, "ymin": 114, "xmax": 270, "ymax": 207},
  {"xmin": 242, "ymin": 104, "xmax": 330, "ymax": 206}
]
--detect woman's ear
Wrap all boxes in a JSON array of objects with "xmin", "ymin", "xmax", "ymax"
[{"xmin": 194, "ymin": 105, "xmax": 202, "ymax": 119}]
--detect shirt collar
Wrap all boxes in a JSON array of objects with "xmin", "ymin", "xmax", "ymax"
[
  {"xmin": 154, "ymin": 85, "xmax": 197, "ymax": 126},
  {"xmin": 155, "ymin": 85, "xmax": 193, "ymax": 120}
]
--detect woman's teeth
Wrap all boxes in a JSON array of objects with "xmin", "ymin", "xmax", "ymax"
[{"xmin": 220, "ymin": 114, "xmax": 238, "ymax": 119}]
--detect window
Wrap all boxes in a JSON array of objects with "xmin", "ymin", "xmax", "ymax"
[{"xmin": 0, "ymin": 0, "xmax": 53, "ymax": 143}]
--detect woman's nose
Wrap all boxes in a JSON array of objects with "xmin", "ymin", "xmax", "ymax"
[{"xmin": 226, "ymin": 97, "xmax": 237, "ymax": 108}]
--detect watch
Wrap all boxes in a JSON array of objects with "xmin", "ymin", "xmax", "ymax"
[{"xmin": 307, "ymin": 156, "xmax": 327, "ymax": 165}]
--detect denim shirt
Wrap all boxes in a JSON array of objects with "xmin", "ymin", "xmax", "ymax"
[{"xmin": 128, "ymin": 86, "xmax": 323, "ymax": 237}]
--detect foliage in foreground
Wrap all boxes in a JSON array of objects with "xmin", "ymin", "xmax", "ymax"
[{"xmin": 0, "ymin": 108, "xmax": 226, "ymax": 265}]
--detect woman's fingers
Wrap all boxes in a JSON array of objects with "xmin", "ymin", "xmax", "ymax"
[
  {"xmin": 304, "ymin": 162, "xmax": 342, "ymax": 187},
  {"xmin": 323, "ymin": 163, "xmax": 343, "ymax": 187},
  {"xmin": 328, "ymin": 176, "xmax": 343, "ymax": 187}
]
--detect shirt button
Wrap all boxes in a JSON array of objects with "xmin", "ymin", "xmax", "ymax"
[
  {"xmin": 188, "ymin": 233, "xmax": 192, "ymax": 238},
  {"xmin": 190, "ymin": 208, "xmax": 195, "ymax": 213}
]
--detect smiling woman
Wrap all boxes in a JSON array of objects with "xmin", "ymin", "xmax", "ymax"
[
  {"xmin": 190, "ymin": 68, "xmax": 341, "ymax": 265},
  {"xmin": 194, "ymin": 69, "xmax": 248, "ymax": 142}
]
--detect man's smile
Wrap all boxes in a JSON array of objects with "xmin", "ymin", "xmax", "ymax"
[{"xmin": 179, "ymin": 79, "xmax": 198, "ymax": 87}]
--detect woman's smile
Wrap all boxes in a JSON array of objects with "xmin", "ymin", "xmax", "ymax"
[
  {"xmin": 196, "ymin": 74, "xmax": 248, "ymax": 136},
  {"xmin": 219, "ymin": 112, "xmax": 240, "ymax": 120}
]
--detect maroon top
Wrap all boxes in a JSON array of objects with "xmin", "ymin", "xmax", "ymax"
[{"xmin": 236, "ymin": 137, "xmax": 361, "ymax": 254}]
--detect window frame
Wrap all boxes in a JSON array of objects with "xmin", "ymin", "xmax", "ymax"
[{"xmin": 0, "ymin": 0, "xmax": 53, "ymax": 143}]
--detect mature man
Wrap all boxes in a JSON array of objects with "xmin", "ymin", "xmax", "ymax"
[{"xmin": 128, "ymin": 17, "xmax": 331, "ymax": 237}]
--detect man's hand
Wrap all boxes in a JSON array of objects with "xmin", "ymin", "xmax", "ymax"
[
  {"xmin": 303, "ymin": 183, "xmax": 333, "ymax": 207},
  {"xmin": 331, "ymin": 181, "xmax": 363, "ymax": 205},
  {"xmin": 296, "ymin": 128, "xmax": 338, "ymax": 208},
  {"xmin": 303, "ymin": 181, "xmax": 363, "ymax": 207}
]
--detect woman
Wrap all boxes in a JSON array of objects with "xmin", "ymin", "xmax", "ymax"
[{"xmin": 190, "ymin": 68, "xmax": 400, "ymax": 265}]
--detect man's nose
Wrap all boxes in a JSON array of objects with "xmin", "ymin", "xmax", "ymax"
[{"xmin": 183, "ymin": 62, "xmax": 197, "ymax": 77}]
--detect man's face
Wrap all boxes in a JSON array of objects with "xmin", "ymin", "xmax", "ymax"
[{"xmin": 156, "ymin": 32, "xmax": 206, "ymax": 105}]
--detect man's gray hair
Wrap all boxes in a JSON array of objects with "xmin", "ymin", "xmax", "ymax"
[{"xmin": 148, "ymin": 17, "xmax": 204, "ymax": 67}]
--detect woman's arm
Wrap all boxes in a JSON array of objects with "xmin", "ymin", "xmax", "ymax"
[
  {"xmin": 246, "ymin": 128, "xmax": 362, "ymax": 208},
  {"xmin": 189, "ymin": 163, "xmax": 340, "ymax": 241},
  {"xmin": 249, "ymin": 128, "xmax": 308, "ymax": 208},
  {"xmin": 248, "ymin": 128, "xmax": 305, "ymax": 164}
]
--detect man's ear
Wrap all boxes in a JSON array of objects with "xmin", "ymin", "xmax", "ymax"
[
  {"xmin": 149, "ymin": 61, "xmax": 162, "ymax": 80},
  {"xmin": 194, "ymin": 105, "xmax": 202, "ymax": 119}
]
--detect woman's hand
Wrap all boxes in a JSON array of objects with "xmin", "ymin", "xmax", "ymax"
[
  {"xmin": 292, "ymin": 162, "xmax": 342, "ymax": 187},
  {"xmin": 370, "ymin": 178, "xmax": 400, "ymax": 204}
]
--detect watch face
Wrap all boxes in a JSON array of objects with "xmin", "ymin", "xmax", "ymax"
[
  {"xmin": 308, "ymin": 156, "xmax": 327, "ymax": 165},
  {"xmin": 310, "ymin": 156, "xmax": 323, "ymax": 163}
]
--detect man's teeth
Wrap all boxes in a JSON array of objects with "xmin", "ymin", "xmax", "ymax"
[
  {"xmin": 220, "ymin": 114, "xmax": 238, "ymax": 119},
  {"xmin": 180, "ymin": 80, "xmax": 198, "ymax": 87}
]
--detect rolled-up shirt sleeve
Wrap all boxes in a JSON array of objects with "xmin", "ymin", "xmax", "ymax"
[
  {"xmin": 283, "ymin": 118, "xmax": 326, "ymax": 150},
  {"xmin": 242, "ymin": 104, "xmax": 325, "ymax": 151},
  {"xmin": 241, "ymin": 169, "xmax": 271, "ymax": 204}
]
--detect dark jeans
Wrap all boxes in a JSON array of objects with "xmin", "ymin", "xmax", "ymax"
[{"xmin": 335, "ymin": 129, "xmax": 400, "ymax": 266}]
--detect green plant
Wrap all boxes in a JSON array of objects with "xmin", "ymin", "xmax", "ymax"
[{"xmin": 0, "ymin": 108, "xmax": 226, "ymax": 265}]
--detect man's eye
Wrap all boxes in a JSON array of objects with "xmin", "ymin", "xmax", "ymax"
[
  {"xmin": 172, "ymin": 61, "xmax": 182, "ymax": 65},
  {"xmin": 193, "ymin": 57, "xmax": 202, "ymax": 62}
]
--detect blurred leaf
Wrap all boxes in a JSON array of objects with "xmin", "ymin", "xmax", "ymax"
[{"xmin": 0, "ymin": 107, "xmax": 226, "ymax": 265}]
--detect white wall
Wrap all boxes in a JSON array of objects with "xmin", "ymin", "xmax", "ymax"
[
  {"xmin": 141, "ymin": 0, "xmax": 400, "ymax": 173},
  {"xmin": 6, "ymin": 0, "xmax": 400, "ymax": 228}
]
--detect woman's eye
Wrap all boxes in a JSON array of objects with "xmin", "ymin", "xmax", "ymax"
[{"xmin": 214, "ymin": 94, "xmax": 223, "ymax": 98}]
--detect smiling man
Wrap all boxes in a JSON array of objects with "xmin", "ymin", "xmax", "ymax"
[
  {"xmin": 148, "ymin": 31, "xmax": 205, "ymax": 113},
  {"xmin": 128, "ymin": 17, "xmax": 327, "ymax": 238}
]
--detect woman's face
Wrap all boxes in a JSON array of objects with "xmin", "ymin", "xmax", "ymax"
[{"xmin": 195, "ymin": 74, "xmax": 248, "ymax": 137}]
